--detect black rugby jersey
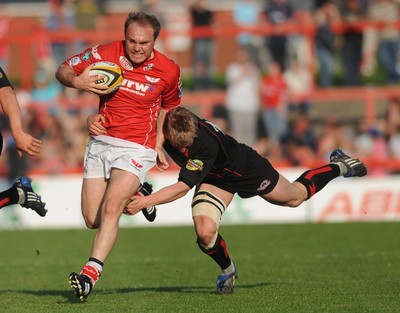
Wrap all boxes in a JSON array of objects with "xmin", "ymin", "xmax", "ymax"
[
  {"xmin": 164, "ymin": 115, "xmax": 249, "ymax": 189},
  {"xmin": 0, "ymin": 67, "xmax": 12, "ymax": 89}
]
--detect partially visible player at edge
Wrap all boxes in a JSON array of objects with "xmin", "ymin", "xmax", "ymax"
[
  {"xmin": 55, "ymin": 11, "xmax": 182, "ymax": 301},
  {"xmin": 0, "ymin": 66, "xmax": 47, "ymax": 217},
  {"xmin": 124, "ymin": 107, "xmax": 367, "ymax": 294}
]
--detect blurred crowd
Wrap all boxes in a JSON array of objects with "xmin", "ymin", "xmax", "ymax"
[
  {"xmin": 1, "ymin": 0, "xmax": 400, "ymax": 178},
  {"xmin": 190, "ymin": 0, "xmax": 400, "ymax": 89},
  {"xmin": 213, "ymin": 92, "xmax": 400, "ymax": 177}
]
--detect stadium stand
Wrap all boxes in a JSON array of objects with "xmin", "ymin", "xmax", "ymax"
[{"xmin": 1, "ymin": 1, "xmax": 400, "ymax": 176}]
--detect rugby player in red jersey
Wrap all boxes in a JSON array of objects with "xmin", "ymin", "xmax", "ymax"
[
  {"xmin": 55, "ymin": 12, "xmax": 182, "ymax": 301},
  {"xmin": 124, "ymin": 107, "xmax": 367, "ymax": 294}
]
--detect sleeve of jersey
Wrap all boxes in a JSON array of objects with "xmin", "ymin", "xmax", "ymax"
[
  {"xmin": 177, "ymin": 139, "xmax": 218, "ymax": 189},
  {"xmin": 161, "ymin": 63, "xmax": 182, "ymax": 110},
  {"xmin": 65, "ymin": 44, "xmax": 112, "ymax": 75},
  {"xmin": 0, "ymin": 67, "xmax": 12, "ymax": 89}
]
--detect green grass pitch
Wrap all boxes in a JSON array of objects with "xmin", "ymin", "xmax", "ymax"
[{"xmin": 0, "ymin": 222, "xmax": 399, "ymax": 313}]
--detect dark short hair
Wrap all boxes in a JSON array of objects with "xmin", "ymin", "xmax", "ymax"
[{"xmin": 124, "ymin": 11, "xmax": 161, "ymax": 40}]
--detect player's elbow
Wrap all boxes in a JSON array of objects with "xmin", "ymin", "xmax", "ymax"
[{"xmin": 54, "ymin": 65, "xmax": 63, "ymax": 82}]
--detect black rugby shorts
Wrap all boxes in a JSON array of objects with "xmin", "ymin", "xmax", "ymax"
[{"xmin": 202, "ymin": 146, "xmax": 279, "ymax": 198}]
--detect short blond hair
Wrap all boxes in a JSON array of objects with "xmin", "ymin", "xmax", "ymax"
[{"xmin": 163, "ymin": 107, "xmax": 198, "ymax": 149}]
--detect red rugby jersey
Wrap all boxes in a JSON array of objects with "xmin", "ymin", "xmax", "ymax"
[{"xmin": 65, "ymin": 41, "xmax": 182, "ymax": 148}]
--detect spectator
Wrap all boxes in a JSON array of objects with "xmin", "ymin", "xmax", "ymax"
[
  {"xmin": 210, "ymin": 104, "xmax": 229, "ymax": 134},
  {"xmin": 353, "ymin": 118, "xmax": 388, "ymax": 176},
  {"xmin": 368, "ymin": 0, "xmax": 400, "ymax": 84},
  {"xmin": 383, "ymin": 97, "xmax": 400, "ymax": 167},
  {"xmin": 340, "ymin": 0, "xmax": 368, "ymax": 86},
  {"xmin": 0, "ymin": 5, "xmax": 11, "ymax": 71},
  {"xmin": 260, "ymin": 61, "xmax": 288, "ymax": 145},
  {"xmin": 62, "ymin": 110, "xmax": 89, "ymax": 169},
  {"xmin": 16, "ymin": 94, "xmax": 91, "ymax": 174},
  {"xmin": 40, "ymin": 110, "xmax": 87, "ymax": 173},
  {"xmin": 225, "ymin": 48, "xmax": 260, "ymax": 147},
  {"xmin": 263, "ymin": 0, "xmax": 294, "ymax": 71},
  {"xmin": 46, "ymin": 0, "xmax": 76, "ymax": 69},
  {"xmin": 32, "ymin": 19, "xmax": 56, "ymax": 81},
  {"xmin": 140, "ymin": 0, "xmax": 164, "ymax": 22},
  {"xmin": 317, "ymin": 114, "xmax": 354, "ymax": 161},
  {"xmin": 283, "ymin": 58, "xmax": 313, "ymax": 115},
  {"xmin": 36, "ymin": 113, "xmax": 69, "ymax": 174},
  {"xmin": 383, "ymin": 97, "xmax": 400, "ymax": 138},
  {"xmin": 233, "ymin": 0, "xmax": 266, "ymax": 69},
  {"xmin": 189, "ymin": 0, "xmax": 215, "ymax": 90},
  {"xmin": 387, "ymin": 126, "xmax": 400, "ymax": 172},
  {"xmin": 313, "ymin": 0, "xmax": 341, "ymax": 87},
  {"xmin": 73, "ymin": 0, "xmax": 102, "ymax": 52},
  {"xmin": 280, "ymin": 113, "xmax": 318, "ymax": 166},
  {"xmin": 287, "ymin": 9, "xmax": 314, "ymax": 69},
  {"xmin": 139, "ymin": 0, "xmax": 166, "ymax": 52},
  {"xmin": 31, "ymin": 69, "xmax": 63, "ymax": 110}
]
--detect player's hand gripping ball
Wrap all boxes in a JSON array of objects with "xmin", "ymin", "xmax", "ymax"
[{"xmin": 89, "ymin": 61, "xmax": 124, "ymax": 94}]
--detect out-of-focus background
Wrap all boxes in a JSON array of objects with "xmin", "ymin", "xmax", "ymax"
[{"xmin": 0, "ymin": 0, "xmax": 399, "ymax": 229}]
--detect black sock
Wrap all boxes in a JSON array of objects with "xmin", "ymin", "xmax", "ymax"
[
  {"xmin": 88, "ymin": 257, "xmax": 104, "ymax": 267},
  {"xmin": 295, "ymin": 164, "xmax": 341, "ymax": 199},
  {"xmin": 0, "ymin": 186, "xmax": 20, "ymax": 209},
  {"xmin": 197, "ymin": 234, "xmax": 231, "ymax": 270}
]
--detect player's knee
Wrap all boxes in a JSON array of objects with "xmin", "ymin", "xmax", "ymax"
[
  {"xmin": 81, "ymin": 206, "xmax": 100, "ymax": 229},
  {"xmin": 196, "ymin": 226, "xmax": 218, "ymax": 248},
  {"xmin": 83, "ymin": 216, "xmax": 100, "ymax": 229},
  {"xmin": 101, "ymin": 198, "xmax": 124, "ymax": 218},
  {"xmin": 284, "ymin": 183, "xmax": 308, "ymax": 207},
  {"xmin": 196, "ymin": 231, "xmax": 218, "ymax": 251},
  {"xmin": 193, "ymin": 214, "xmax": 218, "ymax": 246},
  {"xmin": 285, "ymin": 198, "xmax": 304, "ymax": 208}
]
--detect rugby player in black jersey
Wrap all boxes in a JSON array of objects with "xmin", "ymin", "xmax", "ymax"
[
  {"xmin": 124, "ymin": 106, "xmax": 367, "ymax": 294},
  {"xmin": 0, "ymin": 66, "xmax": 46, "ymax": 217}
]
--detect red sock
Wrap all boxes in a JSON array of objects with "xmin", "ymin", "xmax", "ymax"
[{"xmin": 81, "ymin": 265, "xmax": 101, "ymax": 284}]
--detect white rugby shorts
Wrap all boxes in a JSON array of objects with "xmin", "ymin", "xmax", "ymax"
[{"xmin": 83, "ymin": 137, "xmax": 157, "ymax": 183}]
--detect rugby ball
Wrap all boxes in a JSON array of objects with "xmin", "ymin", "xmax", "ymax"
[{"xmin": 89, "ymin": 61, "xmax": 123, "ymax": 94}]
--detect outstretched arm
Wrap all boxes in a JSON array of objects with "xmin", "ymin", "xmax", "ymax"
[
  {"xmin": 125, "ymin": 181, "xmax": 191, "ymax": 215},
  {"xmin": 0, "ymin": 86, "xmax": 42, "ymax": 157}
]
